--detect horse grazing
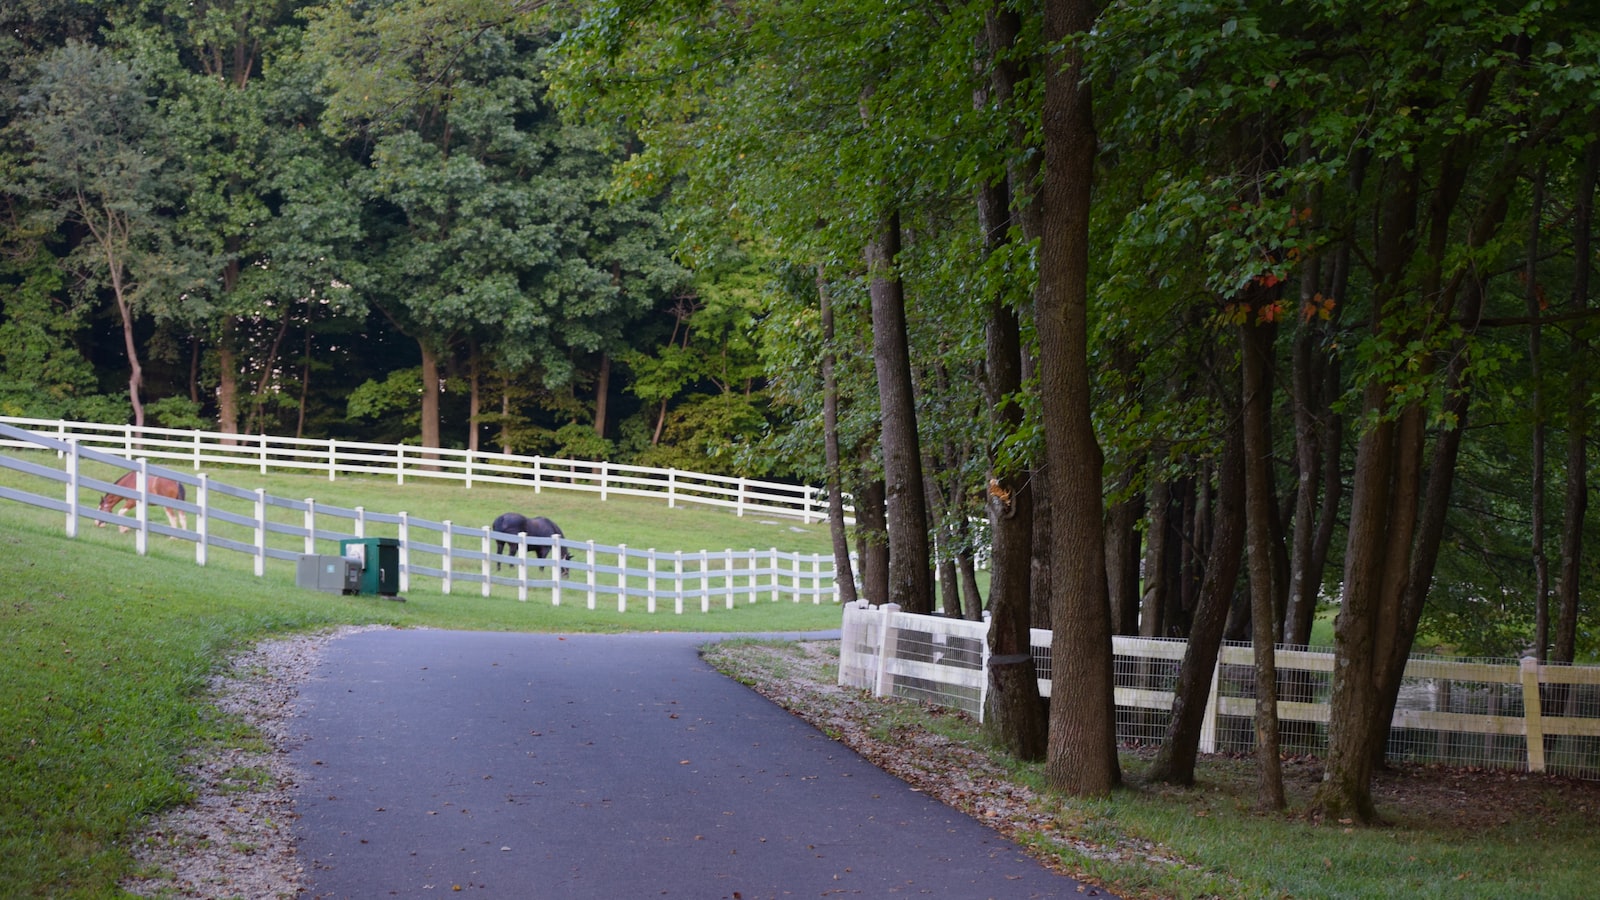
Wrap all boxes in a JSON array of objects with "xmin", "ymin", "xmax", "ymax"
[
  {"xmin": 98, "ymin": 470, "xmax": 187, "ymax": 534},
  {"xmin": 490, "ymin": 512, "xmax": 571, "ymax": 571}
]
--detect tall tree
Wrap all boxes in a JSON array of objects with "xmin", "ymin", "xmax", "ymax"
[
  {"xmin": 1039, "ymin": 0, "xmax": 1121, "ymax": 797},
  {"xmin": 17, "ymin": 41, "xmax": 195, "ymax": 427}
]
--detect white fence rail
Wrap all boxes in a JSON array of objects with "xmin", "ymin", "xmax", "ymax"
[
  {"xmin": 0, "ymin": 422, "xmax": 839, "ymax": 611},
  {"xmin": 839, "ymin": 602, "xmax": 1600, "ymax": 780},
  {"xmin": 0, "ymin": 415, "xmax": 842, "ymax": 523}
]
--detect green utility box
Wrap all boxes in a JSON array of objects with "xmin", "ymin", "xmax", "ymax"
[{"xmin": 340, "ymin": 537, "xmax": 400, "ymax": 596}]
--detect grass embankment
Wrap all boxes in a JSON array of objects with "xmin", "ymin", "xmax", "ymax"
[
  {"xmin": 0, "ymin": 463, "xmax": 841, "ymax": 898},
  {"xmin": 706, "ymin": 640, "xmax": 1600, "ymax": 900}
]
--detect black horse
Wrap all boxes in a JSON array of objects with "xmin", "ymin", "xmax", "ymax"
[{"xmin": 490, "ymin": 512, "xmax": 572, "ymax": 571}]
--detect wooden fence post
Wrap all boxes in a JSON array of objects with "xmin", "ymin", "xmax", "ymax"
[{"xmin": 1522, "ymin": 656, "xmax": 1546, "ymax": 774}]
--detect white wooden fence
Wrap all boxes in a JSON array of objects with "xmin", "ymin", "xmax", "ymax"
[
  {"xmin": 0, "ymin": 422, "xmax": 839, "ymax": 611},
  {"xmin": 0, "ymin": 415, "xmax": 843, "ymax": 523},
  {"xmin": 839, "ymin": 602, "xmax": 1600, "ymax": 780}
]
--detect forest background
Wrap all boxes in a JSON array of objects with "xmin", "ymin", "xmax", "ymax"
[{"xmin": 4, "ymin": 0, "xmax": 1600, "ymax": 823}]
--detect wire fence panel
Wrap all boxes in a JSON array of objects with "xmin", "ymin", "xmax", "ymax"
[{"xmin": 839, "ymin": 602, "xmax": 1600, "ymax": 780}]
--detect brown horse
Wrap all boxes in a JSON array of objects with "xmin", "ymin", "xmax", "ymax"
[{"xmin": 97, "ymin": 470, "xmax": 188, "ymax": 533}]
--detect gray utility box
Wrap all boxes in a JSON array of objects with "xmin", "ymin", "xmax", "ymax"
[{"xmin": 296, "ymin": 554, "xmax": 361, "ymax": 594}]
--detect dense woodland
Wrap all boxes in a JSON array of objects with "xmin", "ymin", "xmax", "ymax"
[{"xmin": 4, "ymin": 0, "xmax": 1599, "ymax": 823}]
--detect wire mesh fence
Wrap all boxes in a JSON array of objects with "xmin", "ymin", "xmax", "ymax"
[{"xmin": 839, "ymin": 602, "xmax": 1600, "ymax": 780}]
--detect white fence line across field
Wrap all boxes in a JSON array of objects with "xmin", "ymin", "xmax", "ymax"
[
  {"xmin": 839, "ymin": 602, "xmax": 1600, "ymax": 781},
  {"xmin": 0, "ymin": 423, "xmax": 839, "ymax": 611},
  {"xmin": 0, "ymin": 415, "xmax": 845, "ymax": 524}
]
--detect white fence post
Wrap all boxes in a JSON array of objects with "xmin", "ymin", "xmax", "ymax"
[
  {"xmin": 737, "ymin": 477, "xmax": 747, "ymax": 517},
  {"xmin": 328, "ymin": 438, "xmax": 337, "ymax": 481},
  {"xmin": 134, "ymin": 460, "xmax": 150, "ymax": 557},
  {"xmin": 258, "ymin": 434, "xmax": 268, "ymax": 475},
  {"xmin": 354, "ymin": 506, "xmax": 366, "ymax": 538},
  {"xmin": 397, "ymin": 512, "xmax": 410, "ymax": 593},
  {"xmin": 304, "ymin": 499, "xmax": 317, "ymax": 555},
  {"xmin": 667, "ymin": 470, "xmax": 677, "ymax": 509},
  {"xmin": 586, "ymin": 540, "xmax": 597, "ymax": 610},
  {"xmin": 979, "ymin": 615, "xmax": 992, "ymax": 723},
  {"xmin": 517, "ymin": 532, "xmax": 529, "ymax": 603},
  {"xmin": 441, "ymin": 520, "xmax": 453, "ymax": 595},
  {"xmin": 723, "ymin": 549, "xmax": 735, "ymax": 610},
  {"xmin": 192, "ymin": 431, "xmax": 202, "ymax": 470},
  {"xmin": 1199, "ymin": 652, "xmax": 1223, "ymax": 755},
  {"xmin": 673, "ymin": 551, "xmax": 684, "ymax": 615},
  {"xmin": 647, "ymin": 551, "xmax": 658, "ymax": 614},
  {"xmin": 550, "ymin": 531, "xmax": 563, "ymax": 607},
  {"xmin": 1522, "ymin": 657, "xmax": 1546, "ymax": 774},
  {"xmin": 396, "ymin": 446, "xmax": 405, "ymax": 485},
  {"xmin": 874, "ymin": 603, "xmax": 901, "ymax": 699},
  {"xmin": 481, "ymin": 526, "xmax": 493, "ymax": 597},
  {"xmin": 64, "ymin": 440, "xmax": 80, "ymax": 538},
  {"xmin": 769, "ymin": 547, "xmax": 780, "ymax": 601},
  {"xmin": 699, "ymin": 550, "xmax": 711, "ymax": 613},
  {"xmin": 600, "ymin": 460, "xmax": 609, "ymax": 502},
  {"xmin": 253, "ymin": 487, "xmax": 267, "ymax": 577},
  {"xmin": 195, "ymin": 474, "xmax": 209, "ymax": 566},
  {"xmin": 617, "ymin": 544, "xmax": 629, "ymax": 612}
]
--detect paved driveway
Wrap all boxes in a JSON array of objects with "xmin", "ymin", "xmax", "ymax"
[{"xmin": 291, "ymin": 629, "xmax": 1114, "ymax": 899}]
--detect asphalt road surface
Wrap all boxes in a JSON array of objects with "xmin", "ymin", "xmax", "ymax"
[{"xmin": 290, "ymin": 628, "xmax": 1116, "ymax": 899}]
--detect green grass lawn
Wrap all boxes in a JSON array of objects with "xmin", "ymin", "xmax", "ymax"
[{"xmin": 0, "ymin": 460, "xmax": 845, "ymax": 898}]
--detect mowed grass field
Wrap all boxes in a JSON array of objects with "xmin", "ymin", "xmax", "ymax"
[{"xmin": 0, "ymin": 455, "xmax": 844, "ymax": 897}]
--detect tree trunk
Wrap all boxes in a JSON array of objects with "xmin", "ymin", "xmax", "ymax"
[
  {"xmin": 1105, "ymin": 480, "xmax": 1144, "ymax": 636},
  {"xmin": 818, "ymin": 268, "xmax": 859, "ymax": 606},
  {"xmin": 1242, "ymin": 315, "xmax": 1285, "ymax": 810},
  {"xmin": 1526, "ymin": 170, "xmax": 1549, "ymax": 659},
  {"xmin": 1140, "ymin": 475, "xmax": 1172, "ymax": 638},
  {"xmin": 1146, "ymin": 404, "xmax": 1245, "ymax": 785},
  {"xmin": 1040, "ymin": 0, "xmax": 1120, "ymax": 797},
  {"xmin": 595, "ymin": 353, "xmax": 611, "ymax": 440},
  {"xmin": 1554, "ymin": 135, "xmax": 1597, "ymax": 665},
  {"xmin": 215, "ymin": 319, "xmax": 241, "ymax": 440},
  {"xmin": 868, "ymin": 209, "xmax": 933, "ymax": 614},
  {"xmin": 419, "ymin": 340, "xmax": 442, "ymax": 467},
  {"xmin": 976, "ymin": 165, "xmax": 1045, "ymax": 759},
  {"xmin": 468, "ymin": 343, "xmax": 482, "ymax": 454},
  {"xmin": 1312, "ymin": 153, "xmax": 1422, "ymax": 824},
  {"xmin": 296, "ymin": 327, "xmax": 311, "ymax": 439},
  {"xmin": 855, "ymin": 477, "xmax": 890, "ymax": 604}
]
